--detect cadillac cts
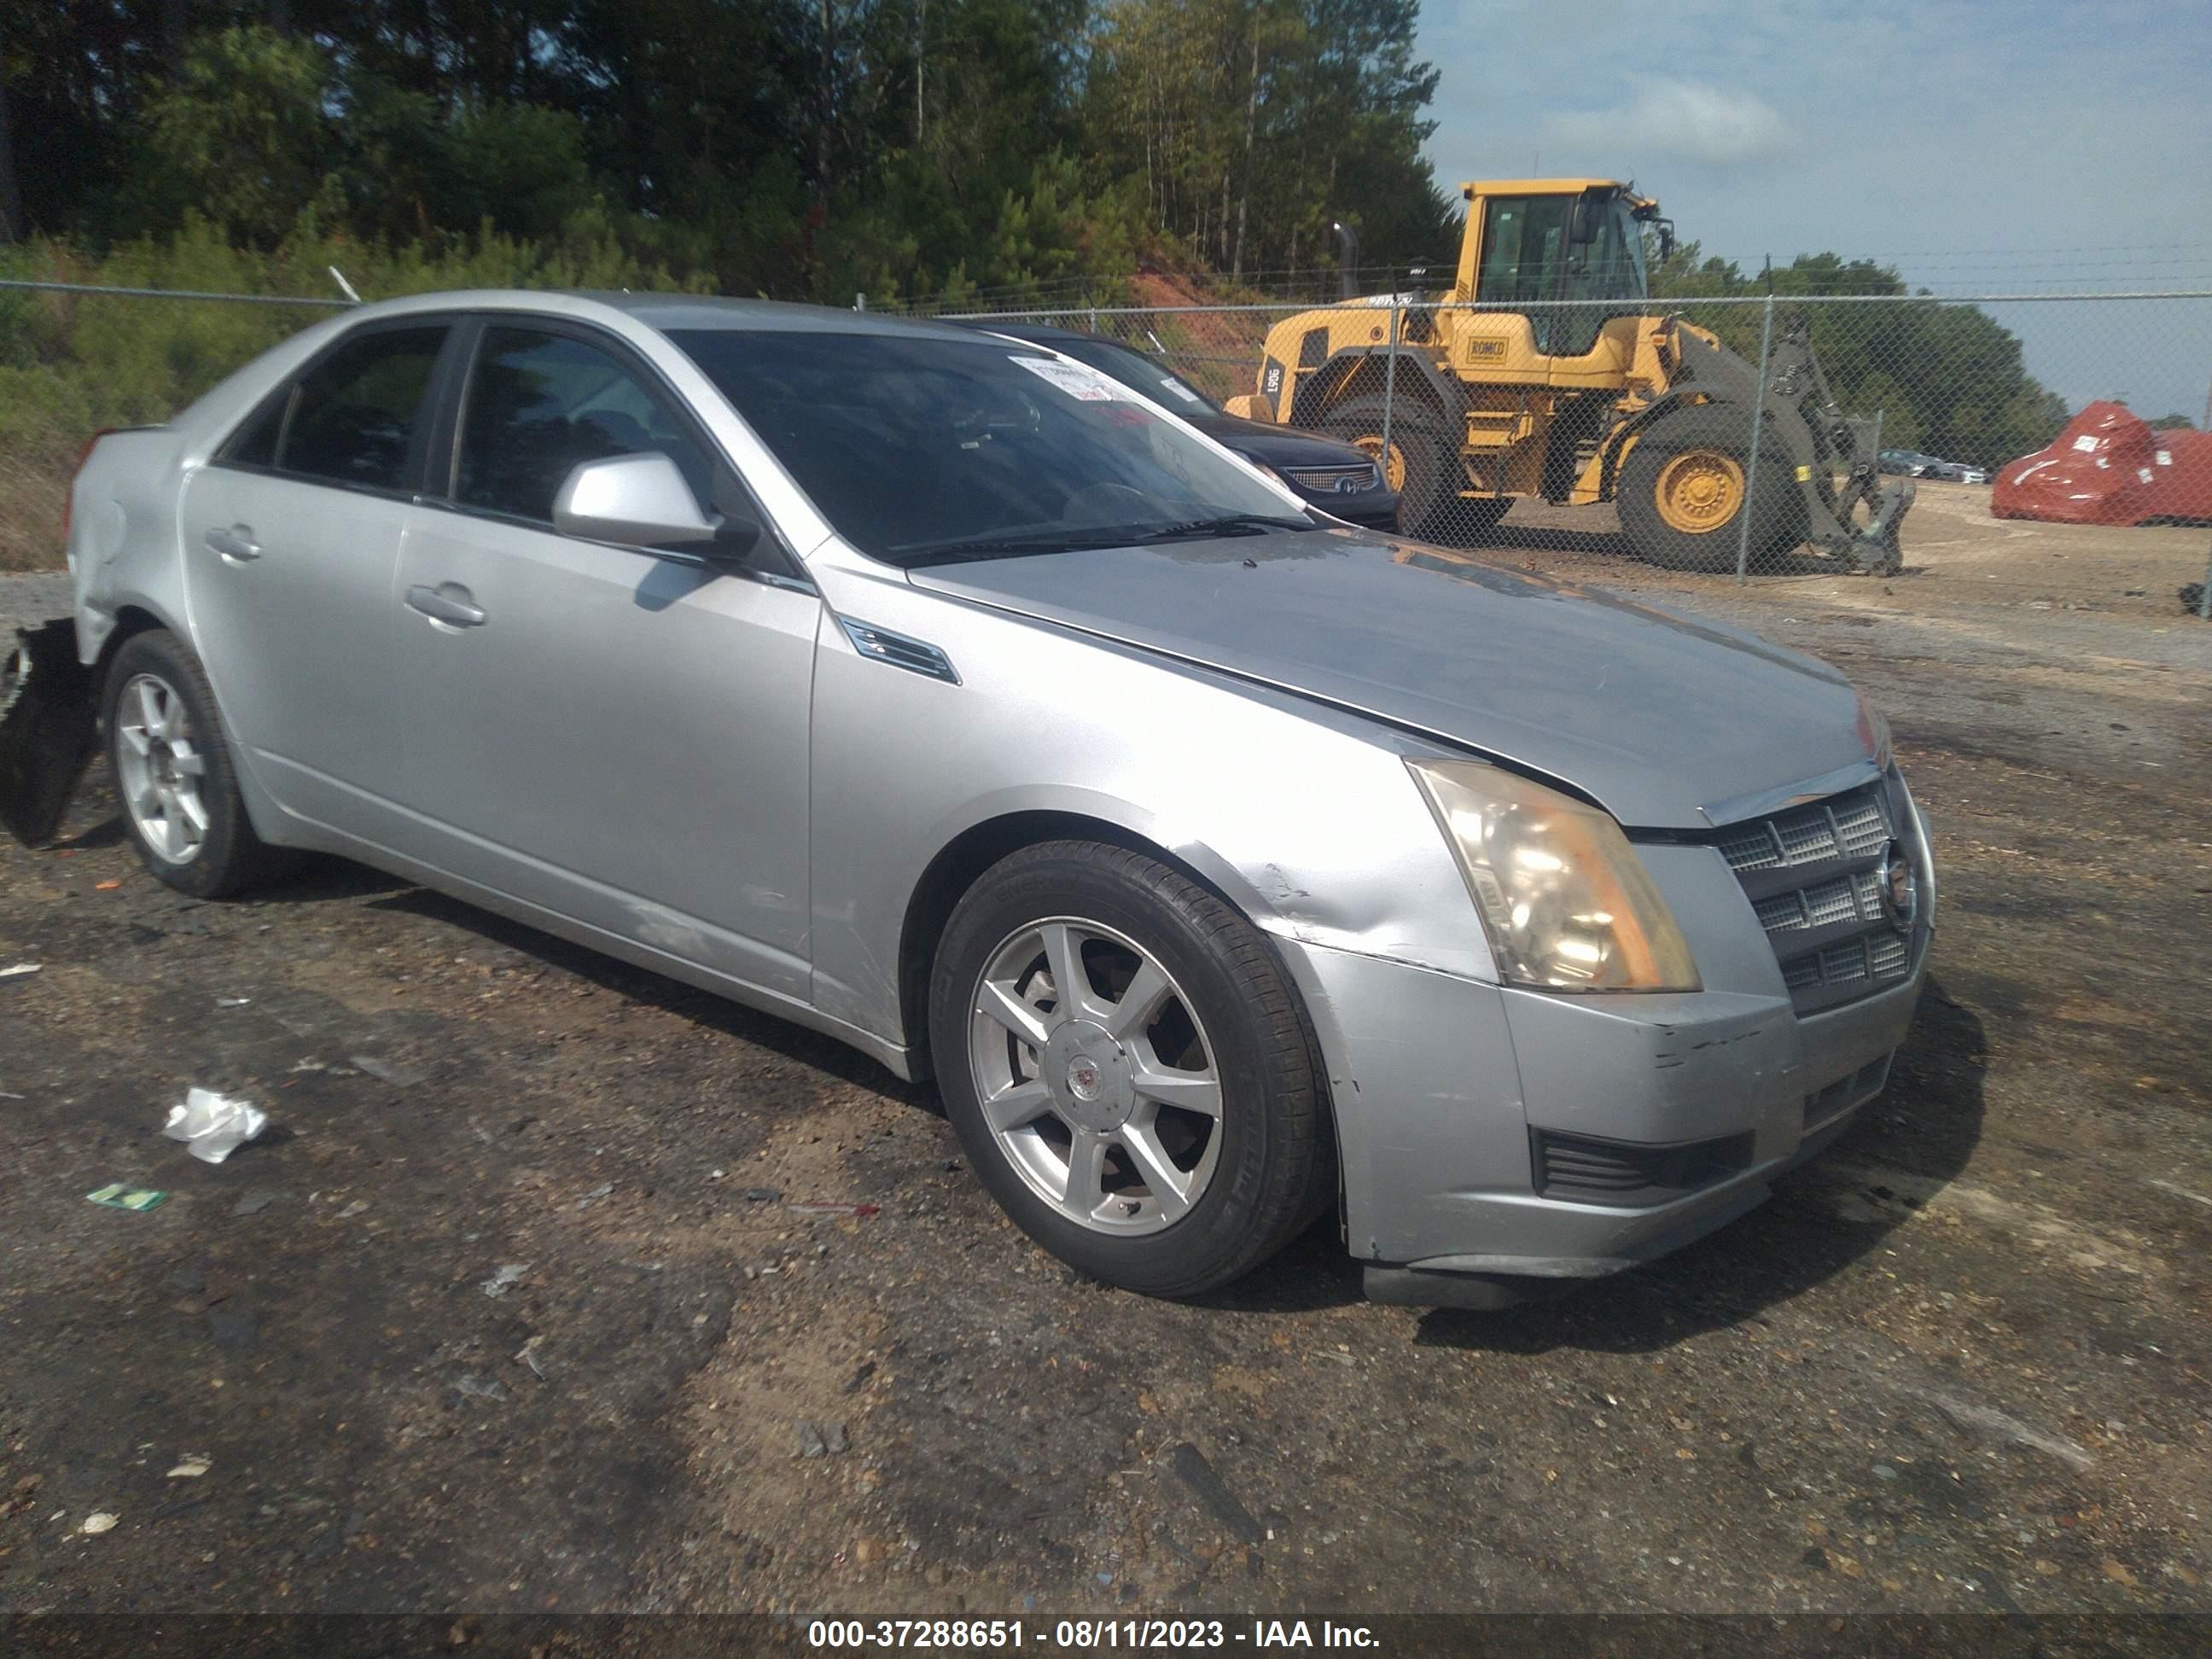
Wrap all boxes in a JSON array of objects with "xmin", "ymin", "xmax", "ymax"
[{"xmin": 61, "ymin": 292, "xmax": 1933, "ymax": 1308}]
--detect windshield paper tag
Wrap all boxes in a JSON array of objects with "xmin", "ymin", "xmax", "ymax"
[
  {"xmin": 1159, "ymin": 377, "xmax": 1202, "ymax": 404},
  {"xmin": 1011, "ymin": 356, "xmax": 1122, "ymax": 401}
]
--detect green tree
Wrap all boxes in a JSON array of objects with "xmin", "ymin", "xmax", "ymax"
[{"xmin": 136, "ymin": 27, "xmax": 336, "ymax": 249}]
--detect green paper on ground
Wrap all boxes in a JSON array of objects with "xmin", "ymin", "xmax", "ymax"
[{"xmin": 86, "ymin": 1183, "xmax": 167, "ymax": 1212}]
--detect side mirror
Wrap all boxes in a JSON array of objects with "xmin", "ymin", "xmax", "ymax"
[
  {"xmin": 554, "ymin": 452, "xmax": 719, "ymax": 548},
  {"xmin": 1569, "ymin": 195, "xmax": 1601, "ymax": 244}
]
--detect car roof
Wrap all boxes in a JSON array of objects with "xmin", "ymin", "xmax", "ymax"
[{"xmin": 340, "ymin": 288, "xmax": 1010, "ymax": 346}]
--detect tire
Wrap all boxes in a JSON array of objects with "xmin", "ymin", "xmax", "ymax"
[
  {"xmin": 1320, "ymin": 394, "xmax": 1456, "ymax": 537},
  {"xmin": 102, "ymin": 629, "xmax": 288, "ymax": 899},
  {"xmin": 1617, "ymin": 405, "xmax": 1807, "ymax": 573},
  {"xmin": 928, "ymin": 840, "xmax": 1331, "ymax": 1298}
]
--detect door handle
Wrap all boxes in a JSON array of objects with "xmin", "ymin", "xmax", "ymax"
[
  {"xmin": 206, "ymin": 525, "xmax": 261, "ymax": 562},
  {"xmin": 405, "ymin": 583, "xmax": 487, "ymax": 628}
]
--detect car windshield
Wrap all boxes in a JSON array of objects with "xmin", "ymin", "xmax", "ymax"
[
  {"xmin": 1047, "ymin": 337, "xmax": 1223, "ymax": 416},
  {"xmin": 670, "ymin": 329, "xmax": 1305, "ymax": 565}
]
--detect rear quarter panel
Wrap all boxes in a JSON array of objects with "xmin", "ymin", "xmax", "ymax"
[{"xmin": 70, "ymin": 311, "xmax": 358, "ymax": 666}]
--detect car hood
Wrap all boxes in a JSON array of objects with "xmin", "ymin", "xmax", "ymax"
[
  {"xmin": 908, "ymin": 530, "xmax": 1874, "ymax": 830},
  {"xmin": 1188, "ymin": 411, "xmax": 1377, "ymax": 471}
]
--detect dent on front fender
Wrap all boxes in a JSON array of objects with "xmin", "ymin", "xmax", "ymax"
[
  {"xmin": 1267, "ymin": 934, "xmax": 1528, "ymax": 1264},
  {"xmin": 802, "ymin": 572, "xmax": 1502, "ymax": 1048}
]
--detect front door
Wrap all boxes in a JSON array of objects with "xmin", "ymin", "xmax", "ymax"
[
  {"xmin": 390, "ymin": 319, "xmax": 820, "ymax": 999},
  {"xmin": 178, "ymin": 319, "xmax": 454, "ymax": 835}
]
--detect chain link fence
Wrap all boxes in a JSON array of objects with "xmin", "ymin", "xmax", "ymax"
[
  {"xmin": 5, "ymin": 276, "xmax": 2210, "ymax": 619},
  {"xmin": 952, "ymin": 291, "xmax": 2212, "ymax": 620}
]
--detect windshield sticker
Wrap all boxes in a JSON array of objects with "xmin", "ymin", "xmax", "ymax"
[
  {"xmin": 1011, "ymin": 356, "xmax": 1122, "ymax": 401},
  {"xmin": 1158, "ymin": 376, "xmax": 1203, "ymax": 404}
]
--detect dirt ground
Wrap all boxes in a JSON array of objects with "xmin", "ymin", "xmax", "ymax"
[
  {"xmin": 2, "ymin": 510, "xmax": 2209, "ymax": 1627},
  {"xmin": 1491, "ymin": 475, "xmax": 2212, "ymax": 616}
]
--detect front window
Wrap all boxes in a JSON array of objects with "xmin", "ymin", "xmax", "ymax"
[
  {"xmin": 1563, "ymin": 200, "xmax": 1649, "ymax": 308},
  {"xmin": 451, "ymin": 326, "xmax": 715, "ymax": 523},
  {"xmin": 672, "ymin": 330, "xmax": 1307, "ymax": 566}
]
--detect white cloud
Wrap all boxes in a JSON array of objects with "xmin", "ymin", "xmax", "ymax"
[{"xmin": 1542, "ymin": 81, "xmax": 1796, "ymax": 168}]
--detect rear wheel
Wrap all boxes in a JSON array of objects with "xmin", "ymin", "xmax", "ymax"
[
  {"xmin": 102, "ymin": 630, "xmax": 288, "ymax": 899},
  {"xmin": 928, "ymin": 841, "xmax": 1330, "ymax": 1298},
  {"xmin": 1618, "ymin": 405, "xmax": 1806, "ymax": 573},
  {"xmin": 1321, "ymin": 394, "xmax": 1455, "ymax": 536}
]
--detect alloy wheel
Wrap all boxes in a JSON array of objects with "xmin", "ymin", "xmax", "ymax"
[
  {"xmin": 114, "ymin": 672, "xmax": 210, "ymax": 864},
  {"xmin": 966, "ymin": 917, "xmax": 1224, "ymax": 1234}
]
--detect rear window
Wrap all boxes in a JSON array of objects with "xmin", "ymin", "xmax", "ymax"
[
  {"xmin": 224, "ymin": 324, "xmax": 448, "ymax": 492},
  {"xmin": 670, "ymin": 329, "xmax": 1294, "ymax": 564}
]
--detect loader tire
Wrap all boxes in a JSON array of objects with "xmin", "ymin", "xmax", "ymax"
[
  {"xmin": 1619, "ymin": 406, "xmax": 1806, "ymax": 573},
  {"xmin": 1322, "ymin": 395, "xmax": 1455, "ymax": 537}
]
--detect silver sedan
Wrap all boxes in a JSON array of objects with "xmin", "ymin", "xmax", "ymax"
[{"xmin": 61, "ymin": 292, "xmax": 1933, "ymax": 1308}]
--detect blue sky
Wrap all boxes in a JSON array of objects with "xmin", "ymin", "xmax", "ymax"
[{"xmin": 1415, "ymin": 0, "xmax": 2212, "ymax": 423}]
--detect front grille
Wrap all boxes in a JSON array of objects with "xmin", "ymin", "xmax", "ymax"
[
  {"xmin": 1531, "ymin": 1127, "xmax": 1755, "ymax": 1208},
  {"xmin": 1283, "ymin": 463, "xmax": 1378, "ymax": 492},
  {"xmin": 1719, "ymin": 777, "xmax": 1918, "ymax": 1015},
  {"xmin": 1720, "ymin": 794, "xmax": 1889, "ymax": 870}
]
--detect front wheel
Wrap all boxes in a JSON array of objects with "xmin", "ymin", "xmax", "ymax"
[
  {"xmin": 1617, "ymin": 406, "xmax": 1806, "ymax": 573},
  {"xmin": 928, "ymin": 841, "xmax": 1330, "ymax": 1297}
]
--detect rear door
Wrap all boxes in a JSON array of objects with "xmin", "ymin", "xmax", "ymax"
[
  {"xmin": 389, "ymin": 317, "xmax": 820, "ymax": 998},
  {"xmin": 179, "ymin": 319, "xmax": 456, "ymax": 835}
]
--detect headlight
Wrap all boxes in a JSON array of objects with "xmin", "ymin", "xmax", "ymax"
[{"xmin": 1407, "ymin": 758, "xmax": 1701, "ymax": 992}]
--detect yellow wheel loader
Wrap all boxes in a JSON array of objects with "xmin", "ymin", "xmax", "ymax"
[{"xmin": 1225, "ymin": 180, "xmax": 1912, "ymax": 573}]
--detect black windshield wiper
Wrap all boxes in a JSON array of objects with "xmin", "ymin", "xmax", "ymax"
[
  {"xmin": 898, "ymin": 512, "xmax": 1313, "ymax": 567},
  {"xmin": 898, "ymin": 529, "xmax": 1144, "ymax": 567},
  {"xmin": 1129, "ymin": 513, "xmax": 1315, "ymax": 543}
]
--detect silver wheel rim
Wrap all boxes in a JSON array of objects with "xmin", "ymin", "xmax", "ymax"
[
  {"xmin": 967, "ymin": 917, "xmax": 1224, "ymax": 1235},
  {"xmin": 114, "ymin": 672, "xmax": 211, "ymax": 865}
]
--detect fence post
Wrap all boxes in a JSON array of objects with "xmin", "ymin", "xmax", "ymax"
[
  {"xmin": 1735, "ymin": 293, "xmax": 1777, "ymax": 585},
  {"xmin": 1379, "ymin": 302, "xmax": 1402, "ymax": 492},
  {"xmin": 2199, "ymin": 545, "xmax": 2212, "ymax": 620}
]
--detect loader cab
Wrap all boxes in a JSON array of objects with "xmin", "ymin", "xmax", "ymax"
[{"xmin": 1457, "ymin": 181, "xmax": 1656, "ymax": 356}]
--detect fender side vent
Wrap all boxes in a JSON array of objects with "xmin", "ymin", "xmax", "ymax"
[
  {"xmin": 1531, "ymin": 1127, "xmax": 1755, "ymax": 1208},
  {"xmin": 836, "ymin": 617, "xmax": 960, "ymax": 685}
]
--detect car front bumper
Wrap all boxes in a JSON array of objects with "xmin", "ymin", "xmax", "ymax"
[{"xmin": 1272, "ymin": 926, "xmax": 1927, "ymax": 1302}]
